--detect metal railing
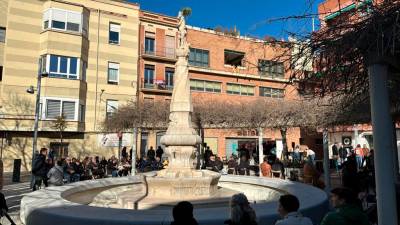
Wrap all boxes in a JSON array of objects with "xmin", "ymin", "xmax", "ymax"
[
  {"xmin": 141, "ymin": 44, "xmax": 176, "ymax": 60},
  {"xmin": 141, "ymin": 78, "xmax": 173, "ymax": 91}
]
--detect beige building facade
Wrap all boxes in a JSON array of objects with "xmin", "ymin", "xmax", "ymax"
[{"xmin": 0, "ymin": 0, "xmax": 139, "ymax": 171}]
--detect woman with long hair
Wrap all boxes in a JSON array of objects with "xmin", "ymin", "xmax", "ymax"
[{"xmin": 225, "ymin": 193, "xmax": 257, "ymax": 225}]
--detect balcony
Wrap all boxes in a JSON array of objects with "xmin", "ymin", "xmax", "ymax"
[
  {"xmin": 141, "ymin": 78, "xmax": 173, "ymax": 94},
  {"xmin": 141, "ymin": 45, "xmax": 177, "ymax": 61}
]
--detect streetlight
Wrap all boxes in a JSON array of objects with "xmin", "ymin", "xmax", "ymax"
[{"xmin": 27, "ymin": 58, "xmax": 48, "ymax": 186}]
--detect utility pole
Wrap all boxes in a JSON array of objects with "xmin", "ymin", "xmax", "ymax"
[{"xmin": 368, "ymin": 62, "xmax": 398, "ymax": 225}]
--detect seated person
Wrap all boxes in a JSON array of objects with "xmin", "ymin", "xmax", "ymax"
[
  {"xmin": 237, "ymin": 156, "xmax": 250, "ymax": 175},
  {"xmin": 271, "ymin": 158, "xmax": 285, "ymax": 179},
  {"xmin": 227, "ymin": 155, "xmax": 238, "ymax": 174},
  {"xmin": 275, "ymin": 194, "xmax": 313, "ymax": 225},
  {"xmin": 151, "ymin": 157, "xmax": 163, "ymax": 171},
  {"xmin": 321, "ymin": 188, "xmax": 369, "ymax": 225},
  {"xmin": 260, "ymin": 156, "xmax": 272, "ymax": 177},
  {"xmin": 205, "ymin": 155, "xmax": 220, "ymax": 172}
]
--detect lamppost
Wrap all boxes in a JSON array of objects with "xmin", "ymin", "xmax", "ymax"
[{"xmin": 27, "ymin": 58, "xmax": 48, "ymax": 179}]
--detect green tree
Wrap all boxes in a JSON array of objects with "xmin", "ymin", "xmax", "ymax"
[{"xmin": 52, "ymin": 114, "xmax": 67, "ymax": 156}]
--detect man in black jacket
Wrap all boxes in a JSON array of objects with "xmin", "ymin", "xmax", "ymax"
[{"xmin": 32, "ymin": 148, "xmax": 48, "ymax": 191}]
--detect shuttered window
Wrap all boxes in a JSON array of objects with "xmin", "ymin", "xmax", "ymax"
[
  {"xmin": 45, "ymin": 99, "xmax": 79, "ymax": 120},
  {"xmin": 109, "ymin": 23, "xmax": 120, "ymax": 44},
  {"xmin": 108, "ymin": 62, "xmax": 119, "ymax": 84},
  {"xmin": 46, "ymin": 100, "xmax": 61, "ymax": 119},
  {"xmin": 43, "ymin": 8, "xmax": 84, "ymax": 34},
  {"xmin": 62, "ymin": 101, "xmax": 76, "ymax": 120}
]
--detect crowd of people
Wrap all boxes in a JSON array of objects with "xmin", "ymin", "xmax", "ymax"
[
  {"xmin": 31, "ymin": 146, "xmax": 167, "ymax": 190},
  {"xmin": 169, "ymin": 187, "xmax": 369, "ymax": 225}
]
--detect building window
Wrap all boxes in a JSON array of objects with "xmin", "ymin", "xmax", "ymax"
[
  {"xmin": 258, "ymin": 60, "xmax": 284, "ymax": 78},
  {"xmin": 259, "ymin": 87, "xmax": 285, "ymax": 98},
  {"xmin": 144, "ymin": 32, "xmax": 155, "ymax": 55},
  {"xmin": 107, "ymin": 62, "xmax": 119, "ymax": 84},
  {"xmin": 47, "ymin": 55, "xmax": 79, "ymax": 80},
  {"xmin": 0, "ymin": 27, "xmax": 5, "ymax": 43},
  {"xmin": 165, "ymin": 68, "xmax": 174, "ymax": 90},
  {"xmin": 144, "ymin": 65, "xmax": 155, "ymax": 88},
  {"xmin": 224, "ymin": 50, "xmax": 245, "ymax": 67},
  {"xmin": 106, "ymin": 100, "xmax": 118, "ymax": 119},
  {"xmin": 190, "ymin": 79, "xmax": 221, "ymax": 93},
  {"xmin": 79, "ymin": 104, "xmax": 85, "ymax": 122},
  {"xmin": 45, "ymin": 98, "xmax": 78, "ymax": 120},
  {"xmin": 109, "ymin": 23, "xmax": 120, "ymax": 44},
  {"xmin": 0, "ymin": 66, "xmax": 2, "ymax": 82},
  {"xmin": 189, "ymin": 48, "xmax": 209, "ymax": 68},
  {"xmin": 227, "ymin": 83, "xmax": 254, "ymax": 96},
  {"xmin": 43, "ymin": 8, "xmax": 83, "ymax": 33}
]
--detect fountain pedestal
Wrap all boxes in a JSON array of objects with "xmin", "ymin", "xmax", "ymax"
[{"xmin": 146, "ymin": 11, "xmax": 220, "ymax": 200}]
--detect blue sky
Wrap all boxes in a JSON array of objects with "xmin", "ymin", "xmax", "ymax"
[{"xmin": 131, "ymin": 0, "xmax": 324, "ymax": 40}]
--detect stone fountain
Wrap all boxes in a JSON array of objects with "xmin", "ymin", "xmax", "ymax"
[
  {"xmin": 145, "ymin": 11, "xmax": 221, "ymax": 200},
  {"xmin": 19, "ymin": 10, "xmax": 329, "ymax": 225}
]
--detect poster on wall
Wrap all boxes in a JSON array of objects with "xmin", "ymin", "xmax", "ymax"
[{"xmin": 98, "ymin": 133, "xmax": 132, "ymax": 147}]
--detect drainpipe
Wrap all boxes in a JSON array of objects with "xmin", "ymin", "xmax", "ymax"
[{"xmin": 94, "ymin": 9, "xmax": 101, "ymax": 131}]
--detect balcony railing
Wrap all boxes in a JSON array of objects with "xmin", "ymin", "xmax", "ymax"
[
  {"xmin": 141, "ymin": 44, "xmax": 176, "ymax": 60},
  {"xmin": 141, "ymin": 78, "xmax": 173, "ymax": 91}
]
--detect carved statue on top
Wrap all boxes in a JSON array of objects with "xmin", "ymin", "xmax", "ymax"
[{"xmin": 178, "ymin": 11, "xmax": 187, "ymax": 48}]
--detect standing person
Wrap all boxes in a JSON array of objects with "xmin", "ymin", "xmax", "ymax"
[
  {"xmin": 224, "ymin": 193, "xmax": 257, "ymax": 225},
  {"xmin": 32, "ymin": 148, "xmax": 48, "ymax": 191},
  {"xmin": 63, "ymin": 157, "xmax": 75, "ymax": 183},
  {"xmin": 332, "ymin": 143, "xmax": 339, "ymax": 173},
  {"xmin": 47, "ymin": 160, "xmax": 64, "ymax": 186},
  {"xmin": 320, "ymin": 188, "xmax": 369, "ymax": 225},
  {"xmin": 305, "ymin": 147, "xmax": 315, "ymax": 164},
  {"xmin": 147, "ymin": 146, "xmax": 156, "ymax": 161},
  {"xmin": 170, "ymin": 201, "xmax": 198, "ymax": 225},
  {"xmin": 121, "ymin": 147, "xmax": 128, "ymax": 159},
  {"xmin": 260, "ymin": 156, "xmax": 272, "ymax": 177},
  {"xmin": 275, "ymin": 194, "xmax": 313, "ymax": 225},
  {"xmin": 156, "ymin": 146, "xmax": 164, "ymax": 159},
  {"xmin": 204, "ymin": 146, "xmax": 213, "ymax": 166},
  {"xmin": 293, "ymin": 145, "xmax": 300, "ymax": 162},
  {"xmin": 338, "ymin": 143, "xmax": 347, "ymax": 165},
  {"xmin": 354, "ymin": 144, "xmax": 363, "ymax": 169},
  {"xmin": 361, "ymin": 144, "xmax": 369, "ymax": 167}
]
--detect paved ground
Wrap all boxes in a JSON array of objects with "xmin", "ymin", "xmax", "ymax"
[{"xmin": 1, "ymin": 172, "xmax": 31, "ymax": 225}]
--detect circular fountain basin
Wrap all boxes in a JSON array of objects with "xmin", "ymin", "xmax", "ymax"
[{"xmin": 20, "ymin": 174, "xmax": 328, "ymax": 225}]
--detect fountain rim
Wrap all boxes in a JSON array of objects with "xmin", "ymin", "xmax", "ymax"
[{"xmin": 20, "ymin": 174, "xmax": 328, "ymax": 225}]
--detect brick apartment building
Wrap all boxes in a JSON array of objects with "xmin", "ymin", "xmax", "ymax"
[
  {"xmin": 137, "ymin": 11, "xmax": 313, "ymax": 159},
  {"xmin": 317, "ymin": 0, "xmax": 397, "ymax": 153},
  {"xmin": 0, "ymin": 0, "xmax": 139, "ymax": 171}
]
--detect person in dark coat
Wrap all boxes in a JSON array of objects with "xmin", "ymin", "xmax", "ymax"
[
  {"xmin": 32, "ymin": 148, "xmax": 48, "ymax": 191},
  {"xmin": 147, "ymin": 146, "xmax": 156, "ymax": 161},
  {"xmin": 170, "ymin": 201, "xmax": 198, "ymax": 225},
  {"xmin": 121, "ymin": 147, "xmax": 128, "ymax": 159},
  {"xmin": 156, "ymin": 146, "xmax": 164, "ymax": 159},
  {"xmin": 342, "ymin": 154, "xmax": 359, "ymax": 194}
]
